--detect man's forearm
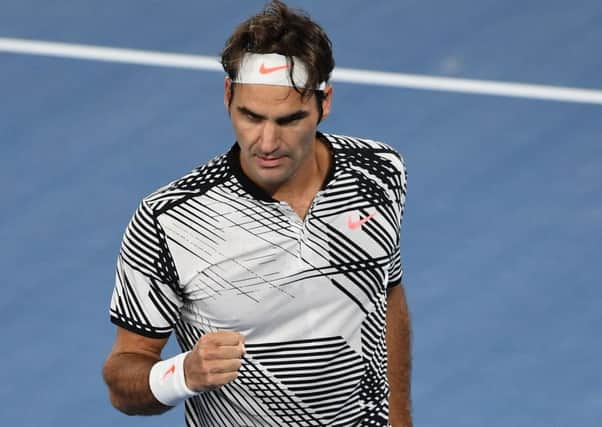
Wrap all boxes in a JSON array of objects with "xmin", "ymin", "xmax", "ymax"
[
  {"xmin": 386, "ymin": 284, "xmax": 413, "ymax": 427},
  {"xmin": 102, "ymin": 352, "xmax": 171, "ymax": 415}
]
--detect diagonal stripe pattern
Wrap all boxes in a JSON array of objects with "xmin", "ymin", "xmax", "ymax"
[{"xmin": 109, "ymin": 133, "xmax": 407, "ymax": 425}]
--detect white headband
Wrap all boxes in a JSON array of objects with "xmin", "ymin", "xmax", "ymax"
[{"xmin": 233, "ymin": 53, "xmax": 327, "ymax": 90}]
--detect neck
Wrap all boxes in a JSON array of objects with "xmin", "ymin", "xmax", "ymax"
[{"xmin": 271, "ymin": 137, "xmax": 330, "ymax": 201}]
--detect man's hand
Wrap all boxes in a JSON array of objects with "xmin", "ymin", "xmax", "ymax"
[{"xmin": 184, "ymin": 331, "xmax": 245, "ymax": 392}]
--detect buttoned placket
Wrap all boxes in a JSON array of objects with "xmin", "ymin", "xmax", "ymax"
[{"xmin": 277, "ymin": 191, "xmax": 323, "ymax": 263}]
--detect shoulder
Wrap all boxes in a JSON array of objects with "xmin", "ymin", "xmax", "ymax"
[
  {"xmin": 322, "ymin": 132, "xmax": 407, "ymax": 207},
  {"xmin": 141, "ymin": 150, "xmax": 232, "ymax": 214},
  {"xmin": 322, "ymin": 132, "xmax": 406, "ymax": 174},
  {"xmin": 322, "ymin": 132, "xmax": 407, "ymax": 189}
]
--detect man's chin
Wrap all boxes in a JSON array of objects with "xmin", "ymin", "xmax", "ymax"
[{"xmin": 250, "ymin": 170, "xmax": 292, "ymax": 192}]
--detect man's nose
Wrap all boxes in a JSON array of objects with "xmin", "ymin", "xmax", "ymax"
[{"xmin": 258, "ymin": 121, "xmax": 280, "ymax": 154}]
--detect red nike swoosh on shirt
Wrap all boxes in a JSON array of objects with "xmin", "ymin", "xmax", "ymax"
[
  {"xmin": 347, "ymin": 212, "xmax": 378, "ymax": 230},
  {"xmin": 161, "ymin": 364, "xmax": 176, "ymax": 381},
  {"xmin": 259, "ymin": 63, "xmax": 290, "ymax": 74}
]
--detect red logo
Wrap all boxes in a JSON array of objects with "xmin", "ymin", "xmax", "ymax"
[
  {"xmin": 347, "ymin": 212, "xmax": 378, "ymax": 230},
  {"xmin": 161, "ymin": 364, "xmax": 176, "ymax": 381},
  {"xmin": 259, "ymin": 63, "xmax": 290, "ymax": 74}
]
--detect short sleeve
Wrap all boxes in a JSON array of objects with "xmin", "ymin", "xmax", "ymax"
[
  {"xmin": 109, "ymin": 200, "xmax": 183, "ymax": 338},
  {"xmin": 387, "ymin": 239, "xmax": 403, "ymax": 288},
  {"xmin": 387, "ymin": 152, "xmax": 407, "ymax": 288}
]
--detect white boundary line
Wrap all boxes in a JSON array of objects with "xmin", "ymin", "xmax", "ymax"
[{"xmin": 2, "ymin": 37, "xmax": 602, "ymax": 105}]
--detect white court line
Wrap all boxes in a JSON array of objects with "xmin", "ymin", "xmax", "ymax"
[{"xmin": 1, "ymin": 37, "xmax": 602, "ymax": 105}]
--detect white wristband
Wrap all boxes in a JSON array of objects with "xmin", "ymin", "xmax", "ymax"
[{"xmin": 149, "ymin": 352, "xmax": 198, "ymax": 407}]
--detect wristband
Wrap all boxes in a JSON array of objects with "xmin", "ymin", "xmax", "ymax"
[{"xmin": 149, "ymin": 352, "xmax": 198, "ymax": 406}]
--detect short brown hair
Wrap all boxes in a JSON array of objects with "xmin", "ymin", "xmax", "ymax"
[{"xmin": 220, "ymin": 0, "xmax": 335, "ymax": 98}]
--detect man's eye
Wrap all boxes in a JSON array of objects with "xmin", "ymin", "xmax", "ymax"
[{"xmin": 245, "ymin": 114, "xmax": 261, "ymax": 122}]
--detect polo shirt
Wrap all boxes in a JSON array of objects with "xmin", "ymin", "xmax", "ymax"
[{"xmin": 110, "ymin": 132, "xmax": 407, "ymax": 426}]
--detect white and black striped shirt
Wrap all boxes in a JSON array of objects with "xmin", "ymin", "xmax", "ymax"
[{"xmin": 110, "ymin": 132, "xmax": 407, "ymax": 426}]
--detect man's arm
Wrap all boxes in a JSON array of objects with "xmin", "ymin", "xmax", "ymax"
[
  {"xmin": 386, "ymin": 283, "xmax": 413, "ymax": 427},
  {"xmin": 103, "ymin": 327, "xmax": 245, "ymax": 415},
  {"xmin": 102, "ymin": 327, "xmax": 171, "ymax": 415}
]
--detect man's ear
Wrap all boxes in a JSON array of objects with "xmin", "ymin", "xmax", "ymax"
[
  {"xmin": 224, "ymin": 77, "xmax": 232, "ymax": 113},
  {"xmin": 320, "ymin": 85, "xmax": 333, "ymax": 122}
]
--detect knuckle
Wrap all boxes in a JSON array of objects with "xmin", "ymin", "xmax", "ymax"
[
  {"xmin": 199, "ymin": 363, "xmax": 212, "ymax": 376},
  {"xmin": 198, "ymin": 347, "xmax": 214, "ymax": 360}
]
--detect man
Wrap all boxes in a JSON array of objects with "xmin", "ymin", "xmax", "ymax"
[{"xmin": 103, "ymin": 1, "xmax": 412, "ymax": 426}]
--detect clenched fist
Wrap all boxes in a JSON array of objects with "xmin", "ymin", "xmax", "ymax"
[{"xmin": 183, "ymin": 331, "xmax": 245, "ymax": 392}]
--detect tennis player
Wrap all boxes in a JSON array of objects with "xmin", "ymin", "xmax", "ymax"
[{"xmin": 103, "ymin": 1, "xmax": 412, "ymax": 426}]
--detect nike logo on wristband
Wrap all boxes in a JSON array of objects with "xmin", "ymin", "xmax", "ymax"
[
  {"xmin": 259, "ymin": 63, "xmax": 290, "ymax": 74},
  {"xmin": 347, "ymin": 212, "xmax": 378, "ymax": 230},
  {"xmin": 161, "ymin": 364, "xmax": 176, "ymax": 382}
]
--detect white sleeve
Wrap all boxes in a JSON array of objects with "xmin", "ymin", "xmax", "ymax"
[
  {"xmin": 109, "ymin": 200, "xmax": 183, "ymax": 337},
  {"xmin": 387, "ymin": 151, "xmax": 407, "ymax": 287}
]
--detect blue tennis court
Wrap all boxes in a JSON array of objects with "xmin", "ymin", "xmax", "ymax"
[{"xmin": 1, "ymin": 1, "xmax": 601, "ymax": 426}]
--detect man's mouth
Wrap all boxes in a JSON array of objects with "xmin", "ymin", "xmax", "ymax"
[{"xmin": 256, "ymin": 155, "xmax": 285, "ymax": 168}]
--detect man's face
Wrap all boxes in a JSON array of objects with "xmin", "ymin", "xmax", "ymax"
[{"xmin": 225, "ymin": 80, "xmax": 332, "ymax": 194}]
